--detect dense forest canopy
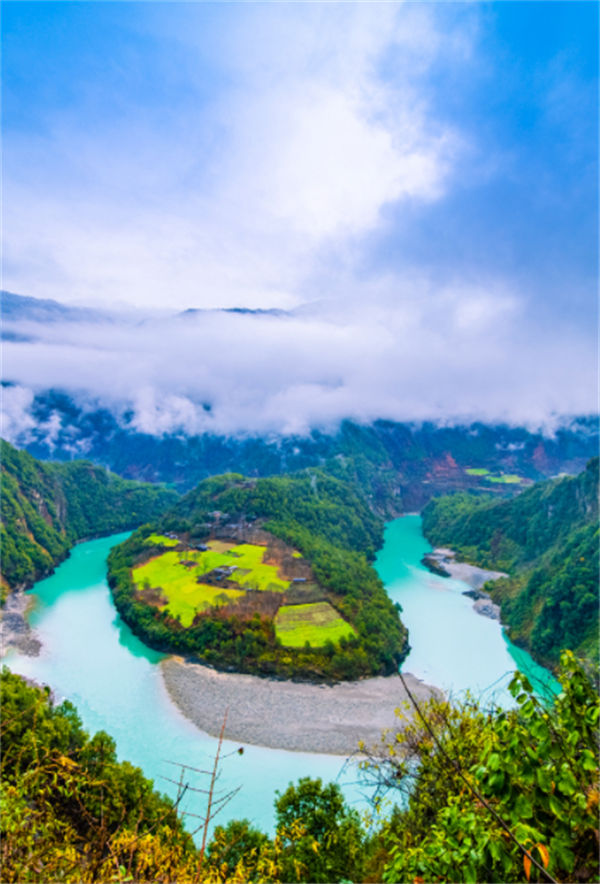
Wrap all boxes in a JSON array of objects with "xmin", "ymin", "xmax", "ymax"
[
  {"xmin": 0, "ymin": 439, "xmax": 178, "ymax": 593},
  {"xmin": 422, "ymin": 458, "xmax": 599, "ymax": 669},
  {"xmin": 108, "ymin": 470, "xmax": 408, "ymax": 682}
]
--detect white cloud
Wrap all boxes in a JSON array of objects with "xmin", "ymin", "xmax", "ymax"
[
  {"xmin": 2, "ymin": 3, "xmax": 462, "ymax": 311},
  {"xmin": 1, "ymin": 385, "xmax": 36, "ymax": 443},
  {"xmin": 2, "ymin": 279, "xmax": 596, "ymax": 439}
]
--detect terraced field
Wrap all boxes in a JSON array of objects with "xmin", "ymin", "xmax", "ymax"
[
  {"xmin": 465, "ymin": 468, "xmax": 522, "ymax": 484},
  {"xmin": 274, "ymin": 601, "xmax": 356, "ymax": 648}
]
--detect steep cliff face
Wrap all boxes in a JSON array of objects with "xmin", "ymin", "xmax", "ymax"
[{"xmin": 0, "ymin": 440, "xmax": 178, "ymax": 592}]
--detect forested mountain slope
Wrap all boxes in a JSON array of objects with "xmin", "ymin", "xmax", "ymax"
[
  {"xmin": 108, "ymin": 470, "xmax": 407, "ymax": 681},
  {"xmin": 13, "ymin": 388, "xmax": 598, "ymax": 505},
  {"xmin": 0, "ymin": 439, "xmax": 178, "ymax": 592},
  {"xmin": 422, "ymin": 458, "xmax": 599, "ymax": 668}
]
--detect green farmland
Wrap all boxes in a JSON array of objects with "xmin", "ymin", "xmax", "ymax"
[
  {"xmin": 486, "ymin": 474, "xmax": 522, "ymax": 484},
  {"xmin": 133, "ymin": 537, "xmax": 291, "ymax": 626},
  {"xmin": 465, "ymin": 468, "xmax": 522, "ymax": 484},
  {"xmin": 274, "ymin": 601, "xmax": 356, "ymax": 648}
]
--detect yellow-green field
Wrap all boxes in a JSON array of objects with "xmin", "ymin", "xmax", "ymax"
[
  {"xmin": 487, "ymin": 474, "xmax": 522, "ymax": 484},
  {"xmin": 133, "ymin": 540, "xmax": 291, "ymax": 626},
  {"xmin": 465, "ymin": 470, "xmax": 522, "ymax": 484},
  {"xmin": 274, "ymin": 601, "xmax": 356, "ymax": 648},
  {"xmin": 144, "ymin": 533, "xmax": 179, "ymax": 547},
  {"xmin": 133, "ymin": 550, "xmax": 244, "ymax": 626},
  {"xmin": 227, "ymin": 544, "xmax": 290, "ymax": 592}
]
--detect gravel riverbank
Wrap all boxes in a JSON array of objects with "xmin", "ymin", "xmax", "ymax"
[
  {"xmin": 427, "ymin": 548, "xmax": 507, "ymax": 590},
  {"xmin": 161, "ymin": 658, "xmax": 441, "ymax": 755},
  {"xmin": 0, "ymin": 591, "xmax": 40, "ymax": 658},
  {"xmin": 423, "ymin": 549, "xmax": 505, "ymax": 620}
]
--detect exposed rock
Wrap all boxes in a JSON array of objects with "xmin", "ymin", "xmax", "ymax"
[
  {"xmin": 473, "ymin": 598, "xmax": 501, "ymax": 620},
  {"xmin": 0, "ymin": 591, "xmax": 41, "ymax": 657}
]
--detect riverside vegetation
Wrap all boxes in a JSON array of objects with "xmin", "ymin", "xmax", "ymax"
[
  {"xmin": 422, "ymin": 458, "xmax": 599, "ymax": 670},
  {"xmin": 107, "ymin": 471, "xmax": 408, "ymax": 681},
  {"xmin": 2, "ymin": 440, "xmax": 599, "ymax": 881},
  {"xmin": 2, "ymin": 651, "xmax": 598, "ymax": 883},
  {"xmin": 0, "ymin": 439, "xmax": 177, "ymax": 595}
]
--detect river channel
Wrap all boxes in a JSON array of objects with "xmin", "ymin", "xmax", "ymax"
[{"xmin": 3, "ymin": 516, "xmax": 557, "ymax": 834}]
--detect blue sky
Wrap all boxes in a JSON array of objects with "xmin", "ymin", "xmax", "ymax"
[{"xmin": 1, "ymin": 2, "xmax": 598, "ymax": 431}]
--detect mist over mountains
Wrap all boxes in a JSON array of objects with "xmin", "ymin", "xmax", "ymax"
[{"xmin": 2, "ymin": 291, "xmax": 597, "ymax": 447}]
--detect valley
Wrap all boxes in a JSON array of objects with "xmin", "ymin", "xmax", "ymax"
[{"xmin": 2, "ymin": 3, "xmax": 598, "ymax": 877}]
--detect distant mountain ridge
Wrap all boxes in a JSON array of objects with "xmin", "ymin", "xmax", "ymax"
[
  {"xmin": 3, "ymin": 292, "xmax": 598, "ymax": 511},
  {"xmin": 8, "ymin": 387, "xmax": 598, "ymax": 508},
  {"xmin": 1, "ymin": 290, "xmax": 109, "ymax": 324}
]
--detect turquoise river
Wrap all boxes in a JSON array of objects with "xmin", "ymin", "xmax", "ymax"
[{"xmin": 4, "ymin": 515, "xmax": 558, "ymax": 835}]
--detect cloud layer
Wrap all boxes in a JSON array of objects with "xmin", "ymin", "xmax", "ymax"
[
  {"xmin": 1, "ymin": 4, "xmax": 597, "ymax": 439},
  {"xmin": 2, "ymin": 288, "xmax": 596, "ymax": 441},
  {"xmin": 3, "ymin": 3, "xmax": 461, "ymax": 311}
]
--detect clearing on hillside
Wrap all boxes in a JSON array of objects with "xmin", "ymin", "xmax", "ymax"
[
  {"xmin": 465, "ymin": 468, "xmax": 490, "ymax": 476},
  {"xmin": 274, "ymin": 601, "xmax": 356, "ymax": 649},
  {"xmin": 144, "ymin": 533, "xmax": 179, "ymax": 547},
  {"xmin": 132, "ymin": 538, "xmax": 292, "ymax": 626}
]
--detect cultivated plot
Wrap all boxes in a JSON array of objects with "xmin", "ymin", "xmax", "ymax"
[
  {"xmin": 133, "ymin": 537, "xmax": 290, "ymax": 626},
  {"xmin": 274, "ymin": 601, "xmax": 356, "ymax": 648}
]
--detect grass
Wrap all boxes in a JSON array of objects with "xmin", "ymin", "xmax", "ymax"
[
  {"xmin": 145, "ymin": 533, "xmax": 179, "ymax": 547},
  {"xmin": 487, "ymin": 474, "xmax": 522, "ymax": 484},
  {"xmin": 465, "ymin": 468, "xmax": 490, "ymax": 477},
  {"xmin": 274, "ymin": 601, "xmax": 356, "ymax": 649}
]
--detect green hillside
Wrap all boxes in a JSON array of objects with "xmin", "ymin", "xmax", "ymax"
[
  {"xmin": 0, "ymin": 439, "xmax": 178, "ymax": 593},
  {"xmin": 108, "ymin": 470, "xmax": 408, "ymax": 681},
  {"xmin": 421, "ymin": 458, "xmax": 599, "ymax": 668}
]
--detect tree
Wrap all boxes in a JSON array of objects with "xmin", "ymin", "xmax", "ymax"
[
  {"xmin": 274, "ymin": 777, "xmax": 366, "ymax": 883},
  {"xmin": 362, "ymin": 653, "xmax": 599, "ymax": 883}
]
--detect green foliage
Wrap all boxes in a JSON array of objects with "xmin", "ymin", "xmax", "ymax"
[
  {"xmin": 1, "ymin": 671, "xmax": 369, "ymax": 883},
  {"xmin": 170, "ymin": 469, "xmax": 383, "ymax": 558},
  {"xmin": 3, "ymin": 662, "xmax": 596, "ymax": 884},
  {"xmin": 0, "ymin": 668, "xmax": 197, "ymax": 883},
  {"xmin": 421, "ymin": 459, "xmax": 599, "ymax": 667},
  {"xmin": 205, "ymin": 819, "xmax": 270, "ymax": 882},
  {"xmin": 372, "ymin": 652, "xmax": 599, "ymax": 884},
  {"xmin": 274, "ymin": 777, "xmax": 367, "ymax": 883},
  {"xmin": 0, "ymin": 439, "xmax": 178, "ymax": 591},
  {"xmin": 108, "ymin": 471, "xmax": 408, "ymax": 681}
]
